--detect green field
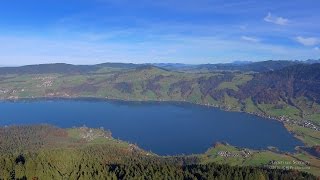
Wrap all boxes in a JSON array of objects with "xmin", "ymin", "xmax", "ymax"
[{"xmin": 200, "ymin": 143, "xmax": 320, "ymax": 176}]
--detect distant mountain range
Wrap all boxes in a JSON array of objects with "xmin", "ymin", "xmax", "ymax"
[
  {"xmin": 0, "ymin": 62, "xmax": 140, "ymax": 75},
  {"xmin": 0, "ymin": 60, "xmax": 319, "ymax": 75},
  {"xmin": 153, "ymin": 60, "xmax": 320, "ymax": 72}
]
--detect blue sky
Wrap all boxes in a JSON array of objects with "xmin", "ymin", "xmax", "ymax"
[{"xmin": 0, "ymin": 0, "xmax": 319, "ymax": 65}]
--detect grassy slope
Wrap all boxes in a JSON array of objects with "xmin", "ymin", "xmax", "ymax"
[
  {"xmin": 285, "ymin": 124, "xmax": 320, "ymax": 146},
  {"xmin": 216, "ymin": 73, "xmax": 253, "ymax": 91},
  {"xmin": 200, "ymin": 143, "xmax": 320, "ymax": 176}
]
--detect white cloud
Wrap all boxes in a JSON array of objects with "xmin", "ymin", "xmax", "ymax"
[
  {"xmin": 295, "ymin": 36, "xmax": 319, "ymax": 46},
  {"xmin": 241, "ymin": 36, "xmax": 260, "ymax": 43},
  {"xmin": 264, "ymin": 12, "xmax": 289, "ymax": 25}
]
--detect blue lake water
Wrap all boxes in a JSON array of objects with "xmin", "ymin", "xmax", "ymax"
[{"xmin": 0, "ymin": 100, "xmax": 303, "ymax": 155}]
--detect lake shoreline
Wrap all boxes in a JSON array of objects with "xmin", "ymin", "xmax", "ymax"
[
  {"xmin": 0, "ymin": 96, "xmax": 303, "ymax": 154},
  {"xmin": 0, "ymin": 95, "xmax": 300, "ymax": 125}
]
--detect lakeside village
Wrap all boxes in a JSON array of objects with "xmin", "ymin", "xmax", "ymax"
[
  {"xmin": 78, "ymin": 126, "xmax": 112, "ymax": 141},
  {"xmin": 278, "ymin": 115, "xmax": 319, "ymax": 131},
  {"xmin": 217, "ymin": 149, "xmax": 252, "ymax": 158}
]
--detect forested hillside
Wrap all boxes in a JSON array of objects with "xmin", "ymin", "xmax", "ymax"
[
  {"xmin": 0, "ymin": 125, "xmax": 316, "ymax": 179},
  {"xmin": 237, "ymin": 64, "xmax": 320, "ymax": 104}
]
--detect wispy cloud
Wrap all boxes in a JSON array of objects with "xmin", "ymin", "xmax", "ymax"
[
  {"xmin": 264, "ymin": 12, "xmax": 289, "ymax": 25},
  {"xmin": 295, "ymin": 36, "xmax": 319, "ymax": 46},
  {"xmin": 241, "ymin": 36, "xmax": 260, "ymax": 43}
]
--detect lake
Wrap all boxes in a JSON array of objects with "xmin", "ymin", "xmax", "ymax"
[{"xmin": 0, "ymin": 99, "xmax": 303, "ymax": 155}]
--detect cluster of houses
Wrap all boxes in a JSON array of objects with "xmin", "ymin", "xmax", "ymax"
[
  {"xmin": 128, "ymin": 144, "xmax": 143, "ymax": 153},
  {"xmin": 217, "ymin": 149, "xmax": 252, "ymax": 158},
  {"xmin": 279, "ymin": 115, "xmax": 319, "ymax": 131},
  {"xmin": 0, "ymin": 89, "xmax": 9, "ymax": 94},
  {"xmin": 32, "ymin": 76, "xmax": 56, "ymax": 88},
  {"xmin": 299, "ymin": 121, "xmax": 319, "ymax": 131},
  {"xmin": 79, "ymin": 126, "xmax": 112, "ymax": 141}
]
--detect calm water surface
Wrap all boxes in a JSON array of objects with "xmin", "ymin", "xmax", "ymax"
[{"xmin": 0, "ymin": 100, "xmax": 303, "ymax": 155}]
